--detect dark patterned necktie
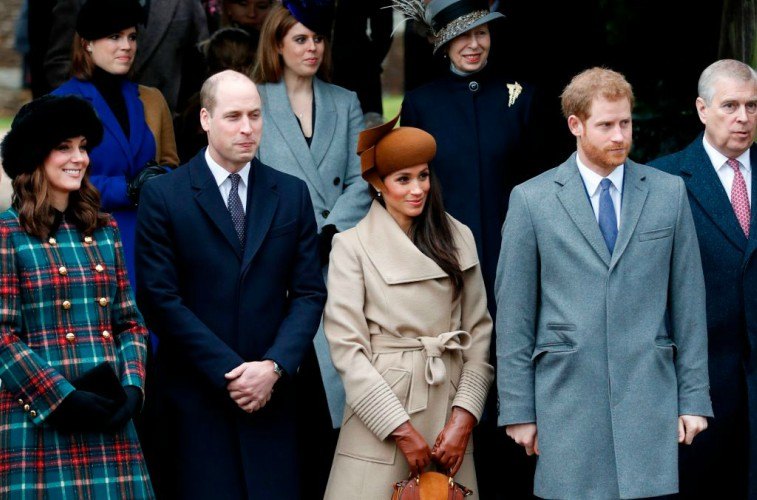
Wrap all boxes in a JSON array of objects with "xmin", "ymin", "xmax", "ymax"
[{"xmin": 227, "ymin": 173, "xmax": 246, "ymax": 245}]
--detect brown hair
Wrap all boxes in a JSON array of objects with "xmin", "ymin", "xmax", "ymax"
[
  {"xmin": 250, "ymin": 4, "xmax": 332, "ymax": 83},
  {"xmin": 70, "ymin": 32, "xmax": 136, "ymax": 80},
  {"xmin": 374, "ymin": 174, "xmax": 464, "ymax": 298},
  {"xmin": 561, "ymin": 67, "xmax": 635, "ymax": 120},
  {"xmin": 12, "ymin": 161, "xmax": 109, "ymax": 240}
]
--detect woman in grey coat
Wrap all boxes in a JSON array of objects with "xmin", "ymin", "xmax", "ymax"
[{"xmin": 251, "ymin": 2, "xmax": 371, "ymax": 497}]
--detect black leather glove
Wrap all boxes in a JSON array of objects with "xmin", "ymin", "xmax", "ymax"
[
  {"xmin": 319, "ymin": 224, "xmax": 338, "ymax": 266},
  {"xmin": 105, "ymin": 386, "xmax": 143, "ymax": 431},
  {"xmin": 127, "ymin": 162, "xmax": 171, "ymax": 206},
  {"xmin": 47, "ymin": 390, "xmax": 119, "ymax": 432}
]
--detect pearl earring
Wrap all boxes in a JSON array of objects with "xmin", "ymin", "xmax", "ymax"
[{"xmin": 376, "ymin": 191, "xmax": 382, "ymax": 197}]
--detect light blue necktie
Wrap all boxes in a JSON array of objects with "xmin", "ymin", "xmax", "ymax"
[{"xmin": 598, "ymin": 178, "xmax": 618, "ymax": 253}]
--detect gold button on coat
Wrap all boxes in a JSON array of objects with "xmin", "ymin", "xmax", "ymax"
[
  {"xmin": 62, "ymin": 300, "xmax": 71, "ymax": 310},
  {"xmin": 23, "ymin": 404, "xmax": 30, "ymax": 412},
  {"xmin": 29, "ymin": 410, "xmax": 37, "ymax": 418},
  {"xmin": 102, "ymin": 330, "xmax": 111, "ymax": 338},
  {"xmin": 98, "ymin": 297, "xmax": 108, "ymax": 307},
  {"xmin": 84, "ymin": 236, "xmax": 93, "ymax": 243},
  {"xmin": 58, "ymin": 266, "xmax": 67, "ymax": 276},
  {"xmin": 65, "ymin": 332, "xmax": 75, "ymax": 342},
  {"xmin": 18, "ymin": 399, "xmax": 24, "ymax": 405},
  {"xmin": 95, "ymin": 264, "xmax": 104, "ymax": 272},
  {"xmin": 48, "ymin": 237, "xmax": 56, "ymax": 245}
]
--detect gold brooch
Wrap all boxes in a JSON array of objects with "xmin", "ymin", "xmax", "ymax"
[{"xmin": 507, "ymin": 82, "xmax": 523, "ymax": 107}]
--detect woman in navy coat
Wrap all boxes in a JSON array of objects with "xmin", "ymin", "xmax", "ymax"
[
  {"xmin": 398, "ymin": 0, "xmax": 541, "ymax": 497},
  {"xmin": 52, "ymin": 0, "xmax": 178, "ymax": 285}
]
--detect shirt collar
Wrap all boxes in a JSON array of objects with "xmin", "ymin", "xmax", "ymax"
[
  {"xmin": 204, "ymin": 148, "xmax": 251, "ymax": 188},
  {"xmin": 702, "ymin": 136, "xmax": 752, "ymax": 173},
  {"xmin": 576, "ymin": 154, "xmax": 625, "ymax": 196}
]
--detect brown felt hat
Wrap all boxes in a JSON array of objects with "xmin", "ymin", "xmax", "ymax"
[{"xmin": 357, "ymin": 113, "xmax": 436, "ymax": 192}]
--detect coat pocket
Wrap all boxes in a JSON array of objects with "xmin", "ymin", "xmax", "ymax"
[
  {"xmin": 638, "ymin": 226, "xmax": 673, "ymax": 241},
  {"xmin": 336, "ymin": 368, "xmax": 410, "ymax": 464},
  {"xmin": 268, "ymin": 219, "xmax": 298, "ymax": 238},
  {"xmin": 546, "ymin": 323, "xmax": 577, "ymax": 331},
  {"xmin": 654, "ymin": 337, "xmax": 678, "ymax": 356},
  {"xmin": 531, "ymin": 342, "xmax": 575, "ymax": 362}
]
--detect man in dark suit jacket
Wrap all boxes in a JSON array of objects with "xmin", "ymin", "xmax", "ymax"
[
  {"xmin": 651, "ymin": 58, "xmax": 757, "ymax": 499},
  {"xmin": 135, "ymin": 70, "xmax": 326, "ymax": 499}
]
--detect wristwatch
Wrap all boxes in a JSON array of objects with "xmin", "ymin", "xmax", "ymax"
[{"xmin": 271, "ymin": 360, "xmax": 284, "ymax": 378}]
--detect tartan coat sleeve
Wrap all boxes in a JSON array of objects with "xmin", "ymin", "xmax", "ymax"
[
  {"xmin": 107, "ymin": 219, "xmax": 148, "ymax": 393},
  {"xmin": 0, "ymin": 220, "xmax": 75, "ymax": 424}
]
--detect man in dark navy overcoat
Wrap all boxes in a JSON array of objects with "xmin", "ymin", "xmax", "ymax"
[
  {"xmin": 135, "ymin": 70, "xmax": 326, "ymax": 499},
  {"xmin": 651, "ymin": 59, "xmax": 757, "ymax": 499}
]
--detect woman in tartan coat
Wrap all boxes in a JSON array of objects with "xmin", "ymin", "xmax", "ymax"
[{"xmin": 0, "ymin": 95, "xmax": 153, "ymax": 498}]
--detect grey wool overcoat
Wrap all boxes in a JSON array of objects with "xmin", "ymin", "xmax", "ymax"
[{"xmin": 495, "ymin": 154, "xmax": 713, "ymax": 499}]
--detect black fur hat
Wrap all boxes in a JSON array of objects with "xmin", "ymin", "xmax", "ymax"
[
  {"xmin": 76, "ymin": 0, "xmax": 145, "ymax": 41},
  {"xmin": 1, "ymin": 95, "xmax": 104, "ymax": 180}
]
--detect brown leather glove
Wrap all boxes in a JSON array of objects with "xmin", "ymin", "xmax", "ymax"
[
  {"xmin": 431, "ymin": 407, "xmax": 477, "ymax": 476},
  {"xmin": 391, "ymin": 421, "xmax": 432, "ymax": 475}
]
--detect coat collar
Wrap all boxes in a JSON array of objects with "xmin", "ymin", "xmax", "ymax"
[
  {"xmin": 64, "ymin": 78, "xmax": 148, "ymax": 167},
  {"xmin": 356, "ymin": 201, "xmax": 478, "ymax": 285},
  {"xmin": 259, "ymin": 79, "xmax": 333, "ymax": 201},
  {"xmin": 189, "ymin": 151, "xmax": 278, "ymax": 270},
  {"xmin": 673, "ymin": 135, "xmax": 753, "ymax": 254},
  {"xmin": 555, "ymin": 153, "xmax": 648, "ymax": 268}
]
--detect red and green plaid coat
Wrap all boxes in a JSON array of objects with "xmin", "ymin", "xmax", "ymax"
[{"xmin": 0, "ymin": 209, "xmax": 153, "ymax": 498}]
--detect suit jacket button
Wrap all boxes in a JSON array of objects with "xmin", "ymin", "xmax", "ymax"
[
  {"xmin": 98, "ymin": 297, "xmax": 108, "ymax": 307},
  {"xmin": 469, "ymin": 81, "xmax": 479, "ymax": 92},
  {"xmin": 333, "ymin": 177, "xmax": 341, "ymax": 186},
  {"xmin": 65, "ymin": 332, "xmax": 75, "ymax": 342},
  {"xmin": 62, "ymin": 300, "xmax": 71, "ymax": 310},
  {"xmin": 23, "ymin": 404, "xmax": 30, "ymax": 412},
  {"xmin": 321, "ymin": 210, "xmax": 330, "ymax": 218},
  {"xmin": 95, "ymin": 264, "xmax": 104, "ymax": 273},
  {"xmin": 29, "ymin": 410, "xmax": 37, "ymax": 418},
  {"xmin": 18, "ymin": 399, "xmax": 24, "ymax": 405},
  {"xmin": 102, "ymin": 330, "xmax": 111, "ymax": 339},
  {"xmin": 58, "ymin": 266, "xmax": 68, "ymax": 276}
]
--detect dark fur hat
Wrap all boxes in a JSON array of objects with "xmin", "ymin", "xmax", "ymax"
[
  {"xmin": 76, "ymin": 0, "xmax": 145, "ymax": 41},
  {"xmin": 1, "ymin": 95, "xmax": 104, "ymax": 179}
]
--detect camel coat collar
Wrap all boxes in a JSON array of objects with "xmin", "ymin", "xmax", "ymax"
[{"xmin": 356, "ymin": 201, "xmax": 479, "ymax": 285}]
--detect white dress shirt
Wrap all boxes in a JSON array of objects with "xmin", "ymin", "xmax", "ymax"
[
  {"xmin": 205, "ymin": 149, "xmax": 250, "ymax": 212},
  {"xmin": 702, "ymin": 136, "xmax": 752, "ymax": 204},
  {"xmin": 576, "ymin": 156, "xmax": 624, "ymax": 230}
]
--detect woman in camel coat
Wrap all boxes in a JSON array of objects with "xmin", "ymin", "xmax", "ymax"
[{"xmin": 324, "ymin": 116, "xmax": 493, "ymax": 499}]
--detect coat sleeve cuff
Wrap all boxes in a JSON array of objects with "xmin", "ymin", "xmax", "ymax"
[
  {"xmin": 452, "ymin": 367, "xmax": 493, "ymax": 422},
  {"xmin": 678, "ymin": 394, "xmax": 714, "ymax": 418},
  {"xmin": 497, "ymin": 404, "xmax": 536, "ymax": 427},
  {"xmin": 351, "ymin": 379, "xmax": 409, "ymax": 441}
]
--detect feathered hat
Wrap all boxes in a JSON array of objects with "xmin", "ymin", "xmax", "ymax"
[{"xmin": 392, "ymin": 0, "xmax": 504, "ymax": 53}]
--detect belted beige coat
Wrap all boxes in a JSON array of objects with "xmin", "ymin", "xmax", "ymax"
[{"xmin": 323, "ymin": 201, "xmax": 493, "ymax": 499}]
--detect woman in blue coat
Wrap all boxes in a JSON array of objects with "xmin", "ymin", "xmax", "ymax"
[
  {"xmin": 52, "ymin": 0, "xmax": 178, "ymax": 285},
  {"xmin": 251, "ymin": 2, "xmax": 371, "ymax": 497},
  {"xmin": 397, "ymin": 0, "xmax": 541, "ymax": 497}
]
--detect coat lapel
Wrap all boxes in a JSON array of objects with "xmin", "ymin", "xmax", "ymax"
[
  {"xmin": 240, "ymin": 159, "xmax": 278, "ymax": 274},
  {"xmin": 356, "ymin": 201, "xmax": 478, "ymax": 285},
  {"xmin": 745, "ymin": 145, "xmax": 757, "ymax": 262},
  {"xmin": 189, "ymin": 152, "xmax": 242, "ymax": 259},
  {"xmin": 679, "ymin": 138, "xmax": 747, "ymax": 252},
  {"xmin": 262, "ymin": 81, "xmax": 329, "ymax": 201},
  {"xmin": 609, "ymin": 161, "xmax": 648, "ymax": 270},
  {"xmin": 310, "ymin": 78, "xmax": 337, "ymax": 171},
  {"xmin": 73, "ymin": 80, "xmax": 133, "ymax": 164},
  {"xmin": 555, "ymin": 154, "xmax": 612, "ymax": 267},
  {"xmin": 133, "ymin": 0, "xmax": 180, "ymax": 76}
]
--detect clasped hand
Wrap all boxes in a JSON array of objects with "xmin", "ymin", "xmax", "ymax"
[{"xmin": 224, "ymin": 360, "xmax": 279, "ymax": 413}]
